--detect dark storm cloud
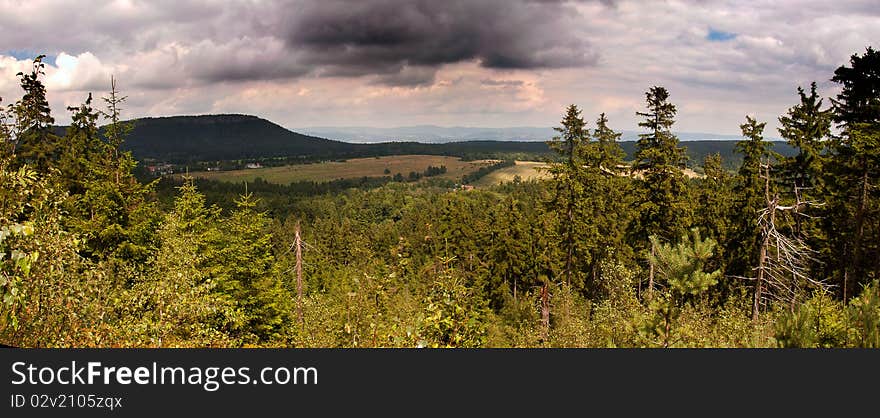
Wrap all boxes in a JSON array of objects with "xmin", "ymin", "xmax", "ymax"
[
  {"xmin": 182, "ymin": 38, "xmax": 310, "ymax": 84},
  {"xmin": 0, "ymin": 0, "xmax": 601, "ymax": 87},
  {"xmin": 371, "ymin": 65, "xmax": 439, "ymax": 87},
  {"xmin": 284, "ymin": 0, "xmax": 599, "ymax": 84}
]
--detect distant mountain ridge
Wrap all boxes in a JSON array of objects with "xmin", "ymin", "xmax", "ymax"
[
  {"xmin": 300, "ymin": 125, "xmax": 770, "ymax": 143},
  {"xmin": 118, "ymin": 114, "xmax": 356, "ymax": 162}
]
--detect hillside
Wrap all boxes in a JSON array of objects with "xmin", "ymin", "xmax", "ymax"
[{"xmin": 117, "ymin": 114, "xmax": 358, "ymax": 163}]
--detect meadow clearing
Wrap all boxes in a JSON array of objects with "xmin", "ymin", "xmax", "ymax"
[
  {"xmin": 185, "ymin": 155, "xmax": 494, "ymax": 184},
  {"xmin": 470, "ymin": 161, "xmax": 551, "ymax": 187}
]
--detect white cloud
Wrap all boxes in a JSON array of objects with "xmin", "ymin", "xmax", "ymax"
[{"xmin": 45, "ymin": 52, "xmax": 113, "ymax": 92}]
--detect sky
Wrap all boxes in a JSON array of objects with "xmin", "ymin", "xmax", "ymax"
[{"xmin": 0, "ymin": 0, "xmax": 877, "ymax": 136}]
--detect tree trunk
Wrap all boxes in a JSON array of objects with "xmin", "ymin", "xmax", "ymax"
[
  {"xmin": 592, "ymin": 265, "xmax": 598, "ymax": 294},
  {"xmin": 541, "ymin": 282, "xmax": 550, "ymax": 335},
  {"xmin": 565, "ymin": 140, "xmax": 576, "ymax": 287},
  {"xmin": 295, "ymin": 223, "xmax": 304, "ymax": 326},
  {"xmin": 648, "ymin": 240, "xmax": 655, "ymax": 300},
  {"xmin": 753, "ymin": 163, "xmax": 775, "ymax": 322},
  {"xmin": 793, "ymin": 183, "xmax": 802, "ymax": 238},
  {"xmin": 663, "ymin": 309, "xmax": 671, "ymax": 348},
  {"xmin": 513, "ymin": 276, "xmax": 517, "ymax": 303},
  {"xmin": 753, "ymin": 231, "xmax": 769, "ymax": 321},
  {"xmin": 852, "ymin": 166, "xmax": 869, "ymax": 286},
  {"xmin": 566, "ymin": 199, "xmax": 574, "ymax": 287},
  {"xmin": 637, "ymin": 277, "xmax": 642, "ymax": 301}
]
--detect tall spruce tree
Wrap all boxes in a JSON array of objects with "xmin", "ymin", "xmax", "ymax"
[
  {"xmin": 695, "ymin": 153, "xmax": 733, "ymax": 284},
  {"xmin": 58, "ymin": 94, "xmax": 100, "ymax": 196},
  {"xmin": 778, "ymin": 82, "xmax": 831, "ymax": 239},
  {"xmin": 209, "ymin": 192, "xmax": 291, "ymax": 344},
  {"xmin": 9, "ymin": 56, "xmax": 60, "ymax": 171},
  {"xmin": 588, "ymin": 113, "xmax": 633, "ymax": 288},
  {"xmin": 59, "ymin": 80, "xmax": 158, "ymax": 261},
  {"xmin": 101, "ymin": 76, "xmax": 134, "ymax": 186},
  {"xmin": 133, "ymin": 181, "xmax": 234, "ymax": 347},
  {"xmin": 823, "ymin": 47, "xmax": 880, "ymax": 299},
  {"xmin": 0, "ymin": 97, "xmax": 10, "ymax": 156},
  {"xmin": 730, "ymin": 116, "xmax": 775, "ymax": 278},
  {"xmin": 633, "ymin": 86, "xmax": 689, "ymax": 297},
  {"xmin": 593, "ymin": 113, "xmax": 627, "ymax": 174},
  {"xmin": 487, "ymin": 196, "xmax": 529, "ymax": 308},
  {"xmin": 547, "ymin": 104, "xmax": 590, "ymax": 288},
  {"xmin": 633, "ymin": 86, "xmax": 690, "ymax": 242}
]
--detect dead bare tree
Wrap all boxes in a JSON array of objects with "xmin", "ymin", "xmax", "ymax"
[
  {"xmin": 281, "ymin": 222, "xmax": 308, "ymax": 328},
  {"xmin": 746, "ymin": 160, "xmax": 830, "ymax": 320}
]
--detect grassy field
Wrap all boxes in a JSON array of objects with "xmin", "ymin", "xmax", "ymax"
[
  {"xmin": 183, "ymin": 156, "xmax": 702, "ymax": 187},
  {"xmin": 471, "ymin": 161, "xmax": 550, "ymax": 187},
  {"xmin": 470, "ymin": 160, "xmax": 703, "ymax": 188},
  {"xmin": 184, "ymin": 155, "xmax": 493, "ymax": 184}
]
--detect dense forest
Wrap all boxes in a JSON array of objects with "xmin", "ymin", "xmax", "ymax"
[{"xmin": 2, "ymin": 47, "xmax": 879, "ymax": 348}]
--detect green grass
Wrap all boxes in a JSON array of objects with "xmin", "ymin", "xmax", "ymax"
[
  {"xmin": 185, "ymin": 155, "xmax": 493, "ymax": 184},
  {"xmin": 471, "ymin": 161, "xmax": 550, "ymax": 188},
  {"xmin": 470, "ymin": 161, "xmax": 704, "ymax": 188}
]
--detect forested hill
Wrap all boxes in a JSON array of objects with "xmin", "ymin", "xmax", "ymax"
[
  {"xmin": 113, "ymin": 114, "xmax": 356, "ymax": 162},
  {"xmin": 54, "ymin": 114, "xmax": 795, "ymax": 166}
]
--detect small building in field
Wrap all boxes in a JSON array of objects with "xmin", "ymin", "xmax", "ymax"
[{"xmin": 245, "ymin": 162, "xmax": 263, "ymax": 169}]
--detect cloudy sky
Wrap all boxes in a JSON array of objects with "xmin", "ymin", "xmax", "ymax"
[{"xmin": 1, "ymin": 0, "xmax": 877, "ymax": 135}]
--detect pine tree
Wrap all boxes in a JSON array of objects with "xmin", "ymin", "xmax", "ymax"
[
  {"xmin": 210, "ymin": 192, "xmax": 291, "ymax": 344},
  {"xmin": 778, "ymin": 82, "xmax": 831, "ymax": 239},
  {"xmin": 633, "ymin": 86, "xmax": 690, "ymax": 298},
  {"xmin": 9, "ymin": 55, "xmax": 60, "ymax": 171},
  {"xmin": 633, "ymin": 86, "xmax": 690, "ymax": 242},
  {"xmin": 0, "ymin": 98, "xmax": 11, "ymax": 156},
  {"xmin": 546, "ymin": 104, "xmax": 590, "ymax": 288},
  {"xmin": 132, "ymin": 181, "xmax": 234, "ymax": 347},
  {"xmin": 100, "ymin": 76, "xmax": 135, "ymax": 186},
  {"xmin": 826, "ymin": 47, "xmax": 880, "ymax": 299},
  {"xmin": 487, "ymin": 196, "xmax": 529, "ymax": 308},
  {"xmin": 58, "ymin": 80, "xmax": 159, "ymax": 261},
  {"xmin": 831, "ymin": 47, "xmax": 880, "ymax": 127},
  {"xmin": 730, "ymin": 116, "xmax": 775, "ymax": 278},
  {"xmin": 641, "ymin": 228, "xmax": 721, "ymax": 347},
  {"xmin": 58, "ymin": 94, "xmax": 100, "ymax": 196},
  {"xmin": 694, "ymin": 153, "xmax": 733, "ymax": 286},
  {"xmin": 593, "ymin": 113, "xmax": 626, "ymax": 175},
  {"xmin": 588, "ymin": 113, "xmax": 634, "ymax": 290}
]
